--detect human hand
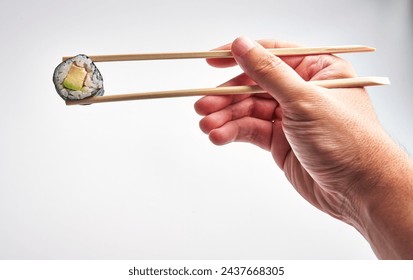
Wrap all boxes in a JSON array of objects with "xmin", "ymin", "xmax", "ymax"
[
  {"xmin": 195, "ymin": 37, "xmax": 413, "ymax": 258},
  {"xmin": 195, "ymin": 37, "xmax": 381, "ymax": 220}
]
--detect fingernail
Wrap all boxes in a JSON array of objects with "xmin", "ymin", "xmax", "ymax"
[{"xmin": 232, "ymin": 36, "xmax": 256, "ymax": 57}]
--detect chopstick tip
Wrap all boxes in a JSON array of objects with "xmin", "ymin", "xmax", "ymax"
[
  {"xmin": 380, "ymin": 77, "xmax": 390, "ymax": 85},
  {"xmin": 351, "ymin": 45, "xmax": 375, "ymax": 52},
  {"xmin": 65, "ymin": 99, "xmax": 92, "ymax": 106}
]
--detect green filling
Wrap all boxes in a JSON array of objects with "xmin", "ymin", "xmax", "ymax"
[{"xmin": 63, "ymin": 64, "xmax": 87, "ymax": 91}]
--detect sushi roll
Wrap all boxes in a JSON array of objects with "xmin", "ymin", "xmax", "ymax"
[{"xmin": 53, "ymin": 54, "xmax": 104, "ymax": 100}]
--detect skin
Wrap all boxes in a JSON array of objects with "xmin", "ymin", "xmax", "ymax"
[{"xmin": 194, "ymin": 37, "xmax": 413, "ymax": 259}]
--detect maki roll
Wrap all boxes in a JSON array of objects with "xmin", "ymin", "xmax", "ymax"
[{"xmin": 53, "ymin": 54, "xmax": 104, "ymax": 100}]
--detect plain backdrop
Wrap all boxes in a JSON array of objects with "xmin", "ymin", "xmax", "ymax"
[{"xmin": 0, "ymin": 0, "xmax": 412, "ymax": 259}]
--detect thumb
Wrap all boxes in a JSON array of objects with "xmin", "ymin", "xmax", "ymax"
[{"xmin": 231, "ymin": 37, "xmax": 316, "ymax": 105}]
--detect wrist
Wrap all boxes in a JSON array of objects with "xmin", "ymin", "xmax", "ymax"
[{"xmin": 345, "ymin": 136, "xmax": 413, "ymax": 259}]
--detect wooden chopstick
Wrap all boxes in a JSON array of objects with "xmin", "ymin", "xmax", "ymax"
[
  {"xmin": 62, "ymin": 45, "xmax": 375, "ymax": 62},
  {"xmin": 65, "ymin": 77, "xmax": 389, "ymax": 106}
]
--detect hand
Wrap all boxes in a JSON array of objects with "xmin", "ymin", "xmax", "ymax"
[
  {"xmin": 195, "ymin": 37, "xmax": 413, "ymax": 259},
  {"xmin": 196, "ymin": 37, "xmax": 380, "ymax": 220}
]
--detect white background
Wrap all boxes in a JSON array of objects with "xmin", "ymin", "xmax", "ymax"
[{"xmin": 0, "ymin": 0, "xmax": 412, "ymax": 259}]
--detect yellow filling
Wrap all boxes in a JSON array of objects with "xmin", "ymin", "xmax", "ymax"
[{"xmin": 63, "ymin": 64, "xmax": 87, "ymax": 91}]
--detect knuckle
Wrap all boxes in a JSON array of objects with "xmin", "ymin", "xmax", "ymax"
[
  {"xmin": 242, "ymin": 98, "xmax": 256, "ymax": 116},
  {"xmin": 252, "ymin": 54, "xmax": 282, "ymax": 79},
  {"xmin": 228, "ymin": 98, "xmax": 255, "ymax": 120},
  {"xmin": 246, "ymin": 128, "xmax": 260, "ymax": 143}
]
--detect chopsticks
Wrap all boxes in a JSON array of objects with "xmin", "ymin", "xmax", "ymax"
[
  {"xmin": 63, "ymin": 45, "xmax": 375, "ymax": 62},
  {"xmin": 63, "ymin": 44, "xmax": 388, "ymax": 106},
  {"xmin": 65, "ymin": 77, "xmax": 390, "ymax": 106}
]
